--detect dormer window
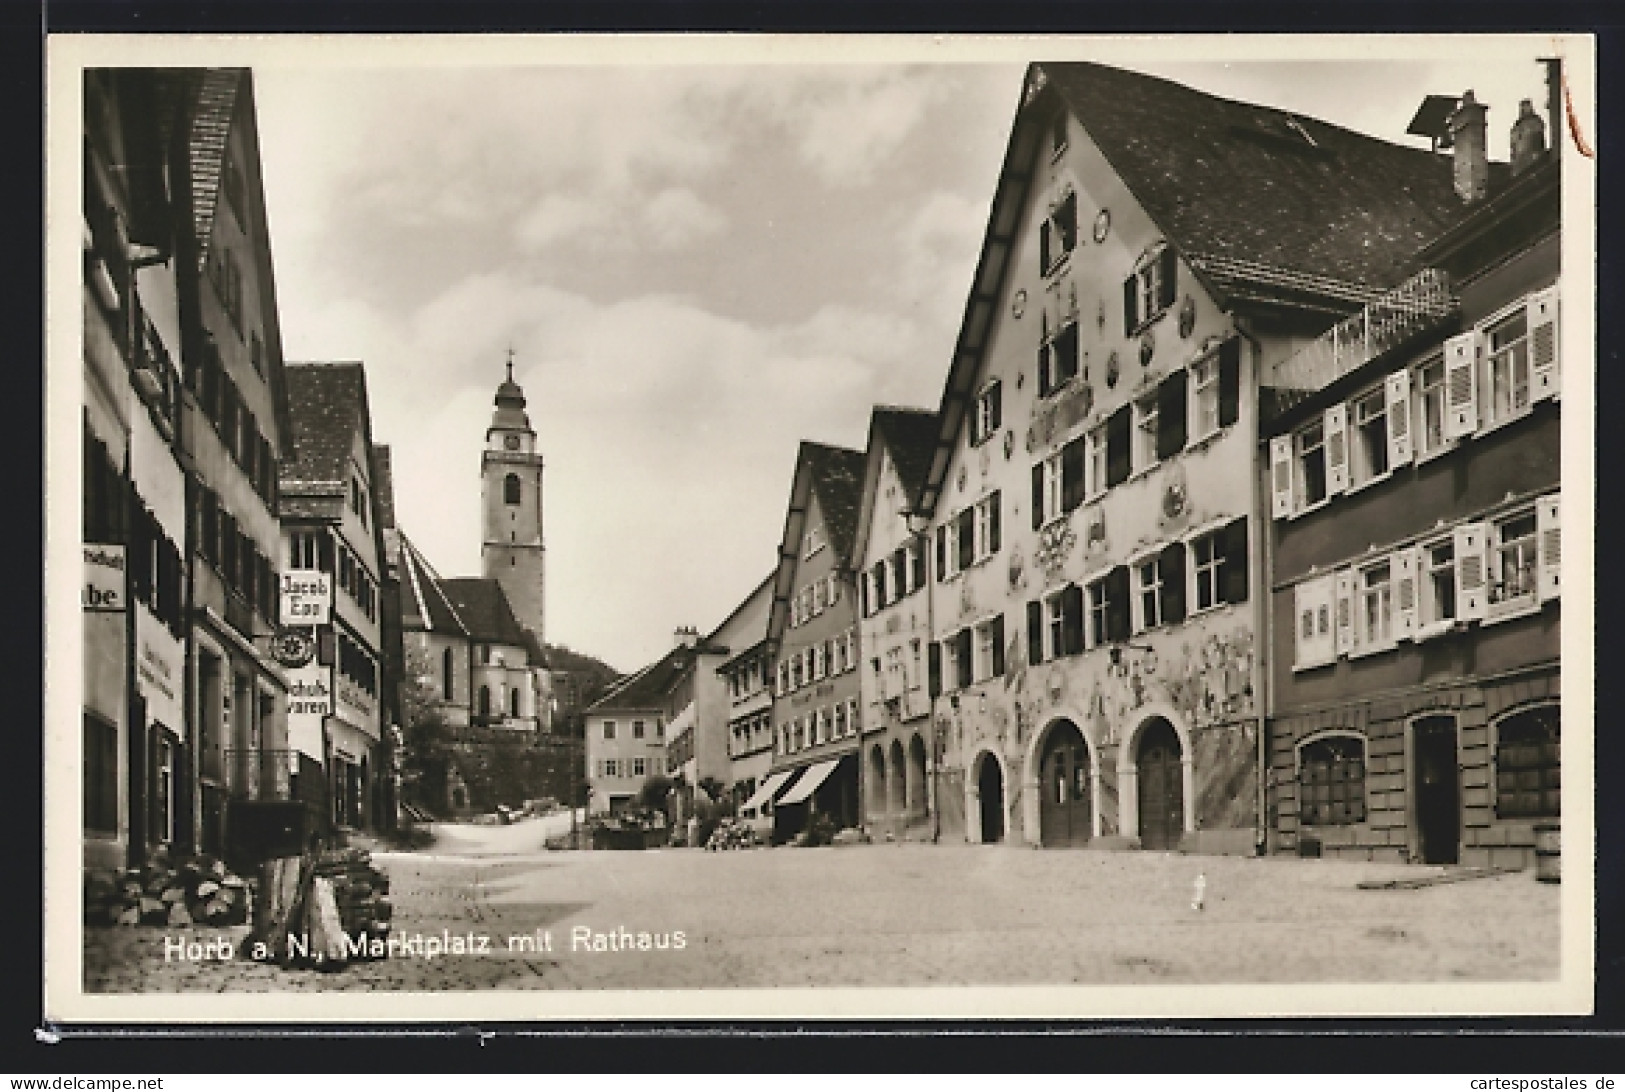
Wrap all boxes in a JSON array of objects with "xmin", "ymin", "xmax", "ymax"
[
  {"xmin": 1124, "ymin": 244, "xmax": 1177, "ymax": 335},
  {"xmin": 1039, "ymin": 190, "xmax": 1078, "ymax": 276}
]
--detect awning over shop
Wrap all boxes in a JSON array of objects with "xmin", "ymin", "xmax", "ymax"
[
  {"xmin": 739, "ymin": 768, "xmax": 797, "ymax": 815},
  {"xmin": 776, "ymin": 758, "xmax": 839, "ymax": 806}
]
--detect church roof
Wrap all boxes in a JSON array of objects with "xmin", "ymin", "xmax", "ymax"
[{"xmin": 440, "ymin": 578, "xmax": 535, "ymax": 651}]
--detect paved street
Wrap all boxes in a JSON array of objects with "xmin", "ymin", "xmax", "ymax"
[{"xmin": 83, "ymin": 817, "xmax": 1560, "ymax": 992}]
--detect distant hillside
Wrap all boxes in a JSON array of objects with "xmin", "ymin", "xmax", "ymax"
[
  {"xmin": 543, "ymin": 642, "xmax": 621, "ymax": 685},
  {"xmin": 542, "ymin": 643, "xmax": 623, "ymax": 737}
]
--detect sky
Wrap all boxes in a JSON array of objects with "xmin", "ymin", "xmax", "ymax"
[{"xmin": 248, "ymin": 37, "xmax": 1567, "ymax": 673}]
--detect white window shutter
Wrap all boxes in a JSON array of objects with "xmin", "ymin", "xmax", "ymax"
[
  {"xmin": 829, "ymin": 573, "xmax": 841, "ymax": 604},
  {"xmin": 1334, "ymin": 569, "xmax": 1356, "ymax": 657},
  {"xmin": 1394, "ymin": 547, "xmax": 1419, "ymax": 641},
  {"xmin": 1444, "ymin": 331, "xmax": 1480, "ymax": 439},
  {"xmin": 1528, "ymin": 285, "xmax": 1560, "ymax": 401},
  {"xmin": 1454, "ymin": 522, "xmax": 1488, "ymax": 622},
  {"xmin": 1269, "ymin": 435, "xmax": 1295, "ymax": 519},
  {"xmin": 1323, "ymin": 404, "xmax": 1349, "ymax": 495},
  {"xmin": 1385, "ymin": 369, "xmax": 1413, "ymax": 467},
  {"xmin": 1537, "ymin": 493, "xmax": 1561, "ymax": 601}
]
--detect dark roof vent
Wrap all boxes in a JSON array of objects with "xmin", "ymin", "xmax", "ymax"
[{"xmin": 1407, "ymin": 94, "xmax": 1461, "ymax": 151}]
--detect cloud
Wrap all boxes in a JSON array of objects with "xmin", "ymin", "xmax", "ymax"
[
  {"xmin": 892, "ymin": 189, "xmax": 989, "ymax": 325},
  {"xmin": 767, "ymin": 69, "xmax": 952, "ymax": 187},
  {"xmin": 642, "ymin": 187, "xmax": 727, "ymax": 250},
  {"xmin": 515, "ymin": 194, "xmax": 611, "ymax": 250}
]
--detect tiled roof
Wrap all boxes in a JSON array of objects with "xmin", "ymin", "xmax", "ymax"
[
  {"xmin": 280, "ymin": 362, "xmax": 368, "ymax": 492},
  {"xmin": 186, "ymin": 68, "xmax": 241, "ymax": 271},
  {"xmin": 587, "ymin": 644, "xmax": 700, "ymax": 714},
  {"xmin": 872, "ymin": 407, "xmax": 939, "ymax": 504},
  {"xmin": 803, "ymin": 441, "xmax": 867, "ymax": 563},
  {"xmin": 396, "ymin": 534, "xmax": 467, "ymax": 636},
  {"xmin": 1041, "ymin": 61, "xmax": 1507, "ymax": 292},
  {"xmin": 440, "ymin": 578, "xmax": 533, "ymax": 650},
  {"xmin": 373, "ymin": 444, "xmax": 397, "ymax": 530}
]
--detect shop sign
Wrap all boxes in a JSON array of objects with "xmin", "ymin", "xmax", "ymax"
[
  {"xmin": 280, "ymin": 568, "xmax": 331, "ymax": 626},
  {"xmin": 83, "ymin": 544, "xmax": 125, "ymax": 611},
  {"xmin": 336, "ymin": 676, "xmax": 376, "ymax": 723},
  {"xmin": 286, "ymin": 661, "xmax": 332, "ymax": 718}
]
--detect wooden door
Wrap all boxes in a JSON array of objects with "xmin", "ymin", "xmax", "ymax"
[
  {"xmin": 1137, "ymin": 719, "xmax": 1184, "ymax": 851},
  {"xmin": 978, "ymin": 756, "xmax": 1004, "ymax": 843},
  {"xmin": 1415, "ymin": 718, "xmax": 1460, "ymax": 865},
  {"xmin": 1040, "ymin": 721, "xmax": 1092, "ymax": 847}
]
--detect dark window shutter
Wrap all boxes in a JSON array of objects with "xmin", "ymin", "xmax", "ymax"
[
  {"xmin": 1031, "ymin": 463, "xmax": 1045, "ymax": 530},
  {"xmin": 1057, "ymin": 193, "xmax": 1077, "ymax": 252},
  {"xmin": 1161, "ymin": 540, "xmax": 1187, "ymax": 625},
  {"xmin": 1106, "ymin": 566, "xmax": 1132, "ymax": 642},
  {"xmin": 935, "ymin": 525, "xmax": 947, "ymax": 581},
  {"xmin": 956, "ymin": 630, "xmax": 973, "ymax": 688},
  {"xmin": 893, "ymin": 547, "xmax": 907, "ymax": 595},
  {"xmin": 1157, "ymin": 246, "xmax": 1177, "ymax": 311},
  {"xmin": 1040, "ymin": 220, "xmax": 1052, "ymax": 274},
  {"xmin": 1106, "ymin": 406, "xmax": 1132, "ymax": 487},
  {"xmin": 1061, "ymin": 435, "xmax": 1085, "ymax": 511},
  {"xmin": 957, "ymin": 508, "xmax": 975, "ymax": 571},
  {"xmin": 1027, "ymin": 600, "xmax": 1044, "ymax": 665},
  {"xmin": 911, "ymin": 541, "xmax": 926, "ymax": 590},
  {"xmin": 991, "ymin": 614, "xmax": 1006, "ymax": 676},
  {"xmin": 1123, "ymin": 274, "xmax": 1138, "ymax": 335},
  {"xmin": 318, "ymin": 531, "xmax": 334, "ymax": 574},
  {"xmin": 1038, "ymin": 344, "xmax": 1052, "ymax": 398},
  {"xmin": 1157, "ymin": 369, "xmax": 1188, "ymax": 459},
  {"xmin": 1218, "ymin": 338, "xmax": 1241, "ymax": 428},
  {"xmin": 928, "ymin": 641, "xmax": 942, "ymax": 697},
  {"xmin": 1061, "ymin": 584, "xmax": 1085, "ymax": 655},
  {"xmin": 988, "ymin": 491, "xmax": 1001, "ymax": 554},
  {"xmin": 1220, "ymin": 517, "xmax": 1250, "ymax": 604},
  {"xmin": 1056, "ymin": 325, "xmax": 1079, "ymax": 385},
  {"xmin": 990, "ymin": 381, "xmax": 1002, "ymax": 432},
  {"xmin": 859, "ymin": 572, "xmax": 870, "ymax": 617},
  {"xmin": 200, "ymin": 491, "xmax": 218, "ymax": 565}
]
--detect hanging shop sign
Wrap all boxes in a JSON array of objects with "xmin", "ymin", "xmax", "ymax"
[
  {"xmin": 280, "ymin": 568, "xmax": 332, "ymax": 626},
  {"xmin": 271, "ymin": 626, "xmax": 316, "ymax": 668},
  {"xmin": 286, "ymin": 661, "xmax": 333, "ymax": 718},
  {"xmin": 83, "ymin": 544, "xmax": 126, "ymax": 611}
]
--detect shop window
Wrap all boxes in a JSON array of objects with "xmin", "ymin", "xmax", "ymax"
[
  {"xmin": 1495, "ymin": 705, "xmax": 1559, "ymax": 819},
  {"xmin": 971, "ymin": 380, "xmax": 1003, "ymax": 446},
  {"xmin": 1298, "ymin": 734, "xmax": 1367, "ymax": 826}
]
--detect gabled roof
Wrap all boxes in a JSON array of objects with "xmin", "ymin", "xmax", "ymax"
[
  {"xmin": 707, "ymin": 570, "xmax": 776, "ymax": 668},
  {"xmin": 186, "ymin": 68, "xmax": 240, "ymax": 273},
  {"xmin": 764, "ymin": 440, "xmax": 866, "ymax": 647},
  {"xmin": 280, "ymin": 361, "xmax": 369, "ymax": 495},
  {"xmin": 440, "ymin": 578, "xmax": 534, "ymax": 651},
  {"xmin": 396, "ymin": 533, "xmax": 468, "ymax": 636},
  {"xmin": 849, "ymin": 406, "xmax": 939, "ymax": 569},
  {"xmin": 587, "ymin": 643, "xmax": 705, "ymax": 714}
]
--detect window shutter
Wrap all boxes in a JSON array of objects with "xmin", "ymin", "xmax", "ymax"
[
  {"xmin": 991, "ymin": 614, "xmax": 1005, "ymax": 677},
  {"xmin": 1537, "ymin": 493, "xmax": 1561, "ymax": 602},
  {"xmin": 1106, "ymin": 406, "xmax": 1132, "ymax": 487},
  {"xmin": 1333, "ymin": 569, "xmax": 1356, "ymax": 657},
  {"xmin": 928, "ymin": 641, "xmax": 941, "ymax": 697},
  {"xmin": 1031, "ymin": 463, "xmax": 1045, "ymax": 530},
  {"xmin": 1037, "ymin": 344, "xmax": 1052, "ymax": 398},
  {"xmin": 1160, "ymin": 541, "xmax": 1187, "ymax": 625},
  {"xmin": 1039, "ymin": 220, "xmax": 1052, "ymax": 275},
  {"xmin": 1527, "ymin": 286, "xmax": 1560, "ymax": 401},
  {"xmin": 1156, "ymin": 369, "xmax": 1188, "ymax": 459},
  {"xmin": 988, "ymin": 490, "xmax": 1001, "ymax": 554},
  {"xmin": 1106, "ymin": 566, "xmax": 1132, "ymax": 643},
  {"xmin": 1157, "ymin": 246, "xmax": 1177, "ymax": 311},
  {"xmin": 1061, "ymin": 436, "xmax": 1085, "ymax": 512},
  {"xmin": 935, "ymin": 524, "xmax": 947, "ymax": 581},
  {"xmin": 1219, "ymin": 517, "xmax": 1249, "ymax": 604},
  {"xmin": 1217, "ymin": 338, "xmax": 1241, "ymax": 428},
  {"xmin": 318, "ymin": 532, "xmax": 334, "ymax": 573},
  {"xmin": 829, "ymin": 573, "xmax": 841, "ymax": 604},
  {"xmin": 1269, "ymin": 435, "xmax": 1294, "ymax": 519},
  {"xmin": 911, "ymin": 542, "xmax": 925, "ymax": 590},
  {"xmin": 1453, "ymin": 522, "xmax": 1488, "ymax": 621},
  {"xmin": 1385, "ymin": 369, "xmax": 1413, "ymax": 467},
  {"xmin": 893, "ymin": 547, "xmax": 908, "ymax": 596},
  {"xmin": 1323, "ymin": 403, "xmax": 1349, "ymax": 495},
  {"xmin": 1027, "ymin": 600, "xmax": 1044, "ymax": 665},
  {"xmin": 957, "ymin": 508, "xmax": 975, "ymax": 571},
  {"xmin": 1394, "ymin": 547, "xmax": 1419, "ymax": 641},
  {"xmin": 989, "ymin": 381, "xmax": 1002, "ymax": 432},
  {"xmin": 1293, "ymin": 580, "xmax": 1314, "ymax": 670},
  {"xmin": 956, "ymin": 630, "xmax": 973, "ymax": 689},
  {"xmin": 859, "ymin": 571, "xmax": 871, "ymax": 618},
  {"xmin": 1123, "ymin": 274, "xmax": 1138, "ymax": 335},
  {"xmin": 1061, "ymin": 584, "xmax": 1085, "ymax": 655},
  {"xmin": 1444, "ymin": 331, "xmax": 1480, "ymax": 439}
]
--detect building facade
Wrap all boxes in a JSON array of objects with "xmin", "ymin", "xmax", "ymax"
[
  {"xmin": 909, "ymin": 62, "xmax": 1488, "ymax": 852},
  {"xmin": 584, "ymin": 650, "xmax": 685, "ymax": 815},
  {"xmin": 851, "ymin": 408, "xmax": 940, "ymax": 840},
  {"xmin": 714, "ymin": 575, "xmax": 776, "ymax": 823},
  {"xmin": 1262, "ymin": 74, "xmax": 1563, "ymax": 868},
  {"xmin": 763, "ymin": 442, "xmax": 867, "ymax": 839}
]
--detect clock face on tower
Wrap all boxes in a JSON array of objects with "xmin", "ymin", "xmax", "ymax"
[{"xmin": 504, "ymin": 435, "xmax": 520, "ymax": 451}]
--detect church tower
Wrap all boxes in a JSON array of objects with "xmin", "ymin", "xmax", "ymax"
[{"xmin": 481, "ymin": 353, "xmax": 546, "ymax": 643}]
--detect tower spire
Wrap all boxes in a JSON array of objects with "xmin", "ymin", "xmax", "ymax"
[{"xmin": 506, "ymin": 344, "xmax": 514, "ymax": 382}]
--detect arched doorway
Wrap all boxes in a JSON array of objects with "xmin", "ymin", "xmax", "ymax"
[
  {"xmin": 1136, "ymin": 717, "xmax": 1185, "ymax": 851},
  {"xmin": 888, "ymin": 739, "xmax": 907, "ymax": 815},
  {"xmin": 977, "ymin": 753, "xmax": 1005, "ymax": 843},
  {"xmin": 866, "ymin": 743, "xmax": 886, "ymax": 822},
  {"xmin": 1039, "ymin": 719, "xmax": 1092, "ymax": 847},
  {"xmin": 907, "ymin": 735, "xmax": 928, "ymax": 819}
]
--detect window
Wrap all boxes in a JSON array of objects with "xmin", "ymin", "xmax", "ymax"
[
  {"xmin": 871, "ymin": 558, "xmax": 888, "ymax": 611},
  {"xmin": 632, "ymin": 756, "xmax": 646, "ymax": 778},
  {"xmin": 777, "ymin": 661, "xmax": 789, "ymax": 695},
  {"xmin": 504, "ymin": 473, "xmax": 521, "ymax": 506},
  {"xmin": 1192, "ymin": 532, "xmax": 1222, "ymax": 613},
  {"xmin": 1039, "ymin": 319, "xmax": 1079, "ymax": 397},
  {"xmin": 603, "ymin": 720, "xmax": 616, "ymax": 741},
  {"xmin": 972, "ymin": 381, "xmax": 1003, "ymax": 446},
  {"xmin": 1358, "ymin": 560, "xmax": 1393, "ymax": 651},
  {"xmin": 604, "ymin": 759, "xmax": 620, "ymax": 778},
  {"xmin": 1414, "ymin": 356, "xmax": 1449, "ymax": 458},
  {"xmin": 1420, "ymin": 537, "xmax": 1457, "ymax": 630},
  {"xmin": 633, "ymin": 719, "xmax": 646, "ymax": 739},
  {"xmin": 1495, "ymin": 705, "xmax": 1559, "ymax": 819},
  {"xmin": 656, "ymin": 717, "xmax": 665, "ymax": 738},
  {"xmin": 973, "ymin": 492, "xmax": 1001, "ymax": 564},
  {"xmin": 1484, "ymin": 309, "xmax": 1531, "ymax": 426},
  {"xmin": 1295, "ymin": 421, "xmax": 1328, "ymax": 509},
  {"xmin": 1489, "ymin": 508, "xmax": 1538, "ymax": 611},
  {"xmin": 1124, "ymin": 245, "xmax": 1176, "ymax": 334},
  {"xmin": 1033, "ymin": 452, "xmax": 1065, "ymax": 528},
  {"xmin": 1351, "ymin": 387, "xmax": 1390, "ymax": 486},
  {"xmin": 1189, "ymin": 518, "xmax": 1248, "ymax": 613},
  {"xmin": 1134, "ymin": 547, "xmax": 1187, "ymax": 633},
  {"xmin": 833, "ymin": 701, "xmax": 847, "ymax": 738},
  {"xmin": 1040, "ymin": 190, "xmax": 1078, "ymax": 275},
  {"xmin": 907, "ymin": 540, "xmax": 925, "ymax": 592},
  {"xmin": 442, "ymin": 648, "xmax": 455, "ymax": 700},
  {"xmin": 1298, "ymin": 735, "xmax": 1367, "ymax": 826},
  {"xmin": 1192, "ymin": 357, "xmax": 1220, "ymax": 440},
  {"xmin": 972, "ymin": 614, "xmax": 1006, "ymax": 681},
  {"xmin": 84, "ymin": 712, "xmax": 118, "ymax": 834},
  {"xmin": 803, "ymin": 527, "xmax": 824, "ymax": 559},
  {"xmin": 791, "ymin": 653, "xmax": 804, "ymax": 690}
]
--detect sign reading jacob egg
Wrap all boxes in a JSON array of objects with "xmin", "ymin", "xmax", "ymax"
[
  {"xmin": 84, "ymin": 544, "xmax": 126, "ymax": 611},
  {"xmin": 280, "ymin": 568, "xmax": 332, "ymax": 626}
]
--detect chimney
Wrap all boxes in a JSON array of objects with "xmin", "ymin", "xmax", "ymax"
[
  {"xmin": 674, "ymin": 626, "xmax": 698, "ymax": 649},
  {"xmin": 1448, "ymin": 90, "xmax": 1489, "ymax": 204},
  {"xmin": 1509, "ymin": 98, "xmax": 1547, "ymax": 175}
]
